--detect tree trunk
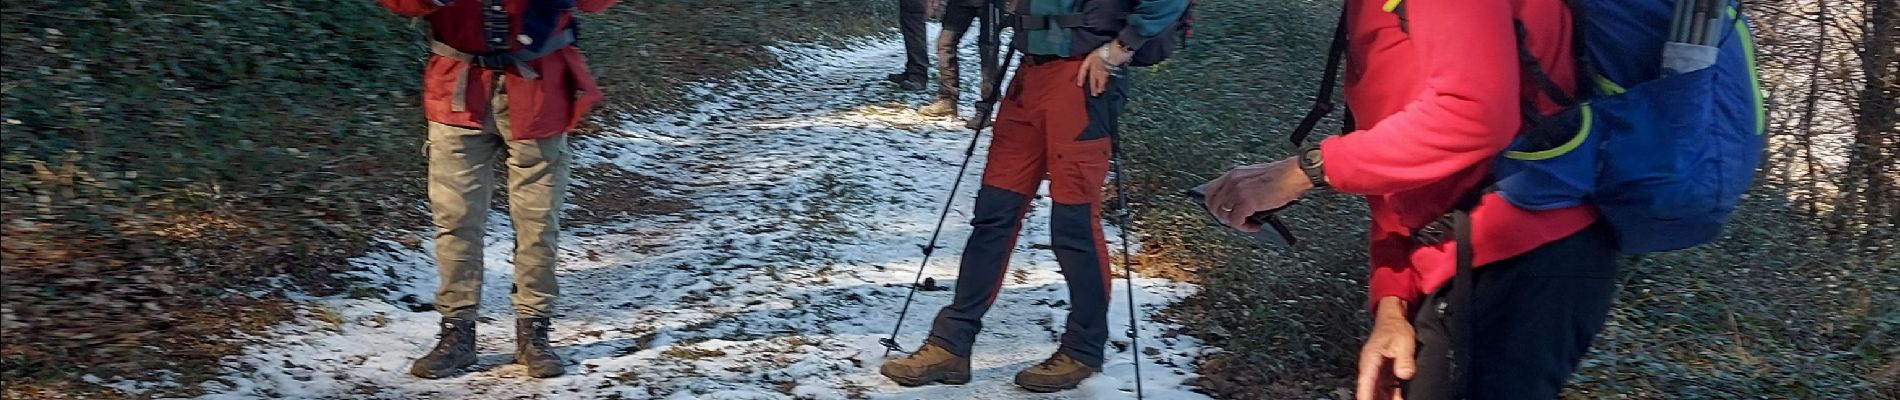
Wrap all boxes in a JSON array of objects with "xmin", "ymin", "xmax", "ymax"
[{"xmin": 1841, "ymin": 0, "xmax": 1899, "ymax": 238}]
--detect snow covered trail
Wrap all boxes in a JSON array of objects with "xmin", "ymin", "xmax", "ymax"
[{"xmin": 195, "ymin": 32, "xmax": 1214, "ymax": 400}]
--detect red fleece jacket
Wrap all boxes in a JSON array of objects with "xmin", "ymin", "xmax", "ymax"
[
  {"xmin": 1317, "ymin": 0, "xmax": 1598, "ymax": 310},
  {"xmin": 379, "ymin": 0, "xmax": 617, "ymax": 140}
]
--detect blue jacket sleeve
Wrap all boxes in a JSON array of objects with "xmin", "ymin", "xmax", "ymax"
[{"xmin": 1115, "ymin": 0, "xmax": 1188, "ymax": 50}]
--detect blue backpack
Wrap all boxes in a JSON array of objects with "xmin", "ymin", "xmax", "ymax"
[{"xmin": 1292, "ymin": 0, "xmax": 1767, "ymax": 254}]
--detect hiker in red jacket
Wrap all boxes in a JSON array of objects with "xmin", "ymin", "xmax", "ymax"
[
  {"xmin": 378, "ymin": 0, "xmax": 615, "ymax": 380},
  {"xmin": 1200, "ymin": 0, "xmax": 1616, "ymax": 398}
]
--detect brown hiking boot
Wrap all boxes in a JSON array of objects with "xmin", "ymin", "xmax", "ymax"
[
  {"xmin": 514, "ymin": 317, "xmax": 565, "ymax": 378},
  {"xmin": 879, "ymin": 342, "xmax": 971, "ymax": 386},
  {"xmin": 410, "ymin": 318, "xmax": 478, "ymax": 379},
  {"xmin": 1013, "ymin": 351, "xmax": 1099, "ymax": 393},
  {"xmin": 964, "ymin": 102, "xmax": 994, "ymax": 130},
  {"xmin": 918, "ymin": 98, "xmax": 958, "ymax": 118}
]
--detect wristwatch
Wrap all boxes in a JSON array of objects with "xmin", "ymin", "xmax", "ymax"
[{"xmin": 1298, "ymin": 142, "xmax": 1329, "ymax": 188}]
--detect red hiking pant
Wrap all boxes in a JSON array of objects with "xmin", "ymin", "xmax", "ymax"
[{"xmin": 928, "ymin": 56, "xmax": 1128, "ymax": 367}]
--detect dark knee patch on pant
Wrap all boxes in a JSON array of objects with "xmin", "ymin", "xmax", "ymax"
[
  {"xmin": 1048, "ymin": 203, "xmax": 1100, "ymax": 259},
  {"xmin": 970, "ymin": 186, "xmax": 1031, "ymax": 229},
  {"xmin": 928, "ymin": 185, "xmax": 1035, "ymax": 356},
  {"xmin": 1050, "ymin": 202, "xmax": 1110, "ymax": 367}
]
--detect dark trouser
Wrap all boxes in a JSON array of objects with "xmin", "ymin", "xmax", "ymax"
[
  {"xmin": 927, "ymin": 57, "xmax": 1128, "ymax": 368},
  {"xmin": 933, "ymin": 1, "xmax": 999, "ymax": 102},
  {"xmin": 897, "ymin": 0, "xmax": 930, "ymax": 79},
  {"xmin": 1402, "ymin": 222, "xmax": 1620, "ymax": 400}
]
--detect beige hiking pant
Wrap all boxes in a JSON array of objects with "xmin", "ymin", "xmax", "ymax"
[{"xmin": 426, "ymin": 86, "xmax": 569, "ymax": 320}]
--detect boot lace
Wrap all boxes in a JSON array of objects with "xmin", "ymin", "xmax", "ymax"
[
  {"xmin": 1033, "ymin": 352, "xmax": 1069, "ymax": 370},
  {"xmin": 428, "ymin": 322, "xmax": 469, "ymax": 355},
  {"xmin": 523, "ymin": 319, "xmax": 555, "ymax": 357}
]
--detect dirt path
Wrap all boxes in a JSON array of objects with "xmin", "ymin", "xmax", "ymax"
[{"xmin": 192, "ymin": 32, "xmax": 1212, "ymax": 400}]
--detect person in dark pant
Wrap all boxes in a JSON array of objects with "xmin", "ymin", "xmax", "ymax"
[
  {"xmin": 887, "ymin": 0, "xmax": 931, "ymax": 91},
  {"xmin": 879, "ymin": 0, "xmax": 1188, "ymax": 393},
  {"xmin": 1197, "ymin": 0, "xmax": 1616, "ymax": 398},
  {"xmin": 1400, "ymin": 222, "xmax": 1618, "ymax": 399},
  {"xmin": 917, "ymin": 0, "xmax": 1000, "ymax": 120}
]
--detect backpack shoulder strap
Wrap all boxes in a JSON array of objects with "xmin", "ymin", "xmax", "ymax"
[
  {"xmin": 1388, "ymin": 0, "xmax": 1409, "ymax": 33},
  {"xmin": 1289, "ymin": 8, "xmax": 1352, "ymax": 146}
]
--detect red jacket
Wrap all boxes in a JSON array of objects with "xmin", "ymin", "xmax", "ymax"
[
  {"xmin": 1317, "ymin": 0, "xmax": 1598, "ymax": 310},
  {"xmin": 379, "ymin": 0, "xmax": 616, "ymax": 140}
]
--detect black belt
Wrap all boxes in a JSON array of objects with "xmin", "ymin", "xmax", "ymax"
[
  {"xmin": 1008, "ymin": 13, "xmax": 1088, "ymax": 30},
  {"xmin": 1023, "ymin": 54, "xmax": 1075, "ymax": 65}
]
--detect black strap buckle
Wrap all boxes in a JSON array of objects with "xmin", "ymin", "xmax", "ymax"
[
  {"xmin": 474, "ymin": 54, "xmax": 511, "ymax": 70},
  {"xmin": 1413, "ymin": 217, "xmax": 1454, "ymax": 245}
]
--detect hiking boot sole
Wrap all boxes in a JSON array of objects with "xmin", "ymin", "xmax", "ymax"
[
  {"xmin": 882, "ymin": 370, "xmax": 971, "ymax": 387},
  {"xmin": 525, "ymin": 367, "xmax": 566, "ymax": 379},
  {"xmin": 409, "ymin": 357, "xmax": 477, "ymax": 379},
  {"xmin": 1015, "ymin": 380, "xmax": 1081, "ymax": 393},
  {"xmin": 514, "ymin": 354, "xmax": 567, "ymax": 378}
]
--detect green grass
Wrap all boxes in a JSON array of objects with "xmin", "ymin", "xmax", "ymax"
[{"xmin": 1115, "ymin": 0, "xmax": 1899, "ymax": 398}]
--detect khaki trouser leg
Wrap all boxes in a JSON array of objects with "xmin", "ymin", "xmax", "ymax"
[
  {"xmin": 427, "ymin": 120, "xmax": 498, "ymax": 320},
  {"xmin": 426, "ymin": 86, "xmax": 569, "ymax": 320},
  {"xmin": 496, "ymin": 100, "xmax": 568, "ymax": 319}
]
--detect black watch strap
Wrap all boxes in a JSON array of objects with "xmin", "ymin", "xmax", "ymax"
[{"xmin": 1299, "ymin": 143, "xmax": 1329, "ymax": 188}]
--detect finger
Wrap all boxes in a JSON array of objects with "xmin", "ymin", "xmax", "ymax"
[
  {"xmin": 1091, "ymin": 68, "xmax": 1107, "ymax": 96},
  {"xmin": 1204, "ymin": 176, "xmax": 1234, "ymax": 225},
  {"xmin": 1075, "ymin": 64, "xmax": 1087, "ymax": 87},
  {"xmin": 1222, "ymin": 199, "xmax": 1252, "ymax": 231},
  {"xmin": 1390, "ymin": 335, "xmax": 1418, "ymax": 381},
  {"xmin": 1231, "ymin": 212, "xmax": 1263, "ymax": 232},
  {"xmin": 1355, "ymin": 345, "xmax": 1384, "ymax": 400}
]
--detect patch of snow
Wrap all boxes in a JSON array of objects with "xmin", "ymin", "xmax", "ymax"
[
  {"xmin": 194, "ymin": 25, "xmax": 1212, "ymax": 400},
  {"xmin": 84, "ymin": 372, "xmax": 176, "ymax": 396}
]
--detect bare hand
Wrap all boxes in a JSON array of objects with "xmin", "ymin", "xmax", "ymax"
[
  {"xmin": 1201, "ymin": 156, "xmax": 1312, "ymax": 232},
  {"xmin": 1075, "ymin": 43, "xmax": 1129, "ymax": 97},
  {"xmin": 1356, "ymin": 297, "xmax": 1417, "ymax": 400}
]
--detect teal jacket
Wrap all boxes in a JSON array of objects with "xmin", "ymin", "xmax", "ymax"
[{"xmin": 1012, "ymin": 0, "xmax": 1189, "ymax": 58}]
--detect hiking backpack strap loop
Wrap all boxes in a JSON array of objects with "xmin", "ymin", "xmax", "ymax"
[
  {"xmin": 1386, "ymin": 0, "xmax": 1409, "ymax": 32},
  {"xmin": 1448, "ymin": 209, "xmax": 1476, "ymax": 400},
  {"xmin": 1562, "ymin": 0, "xmax": 1594, "ymax": 99},
  {"xmin": 483, "ymin": 0, "xmax": 510, "ymax": 53},
  {"xmin": 1289, "ymin": 8, "xmax": 1350, "ymax": 146},
  {"xmin": 1513, "ymin": 21, "xmax": 1576, "ymax": 108}
]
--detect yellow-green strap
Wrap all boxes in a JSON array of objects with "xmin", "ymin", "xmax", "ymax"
[
  {"xmin": 1594, "ymin": 75, "xmax": 1627, "ymax": 95},
  {"xmin": 1731, "ymin": 7, "xmax": 1766, "ymax": 135},
  {"xmin": 1505, "ymin": 105, "xmax": 1593, "ymax": 161}
]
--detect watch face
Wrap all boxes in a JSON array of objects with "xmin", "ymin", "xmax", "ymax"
[{"xmin": 1302, "ymin": 148, "xmax": 1323, "ymax": 167}]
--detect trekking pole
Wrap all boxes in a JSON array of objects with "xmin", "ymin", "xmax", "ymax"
[
  {"xmin": 881, "ymin": 45, "xmax": 1019, "ymax": 357},
  {"xmin": 1111, "ymin": 135, "xmax": 1145, "ymax": 399}
]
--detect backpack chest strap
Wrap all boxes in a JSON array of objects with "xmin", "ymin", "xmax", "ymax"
[{"xmin": 430, "ymin": 28, "xmax": 576, "ymax": 112}]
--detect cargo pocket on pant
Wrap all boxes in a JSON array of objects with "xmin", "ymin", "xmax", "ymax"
[{"xmin": 1048, "ymin": 138, "xmax": 1112, "ymax": 204}]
